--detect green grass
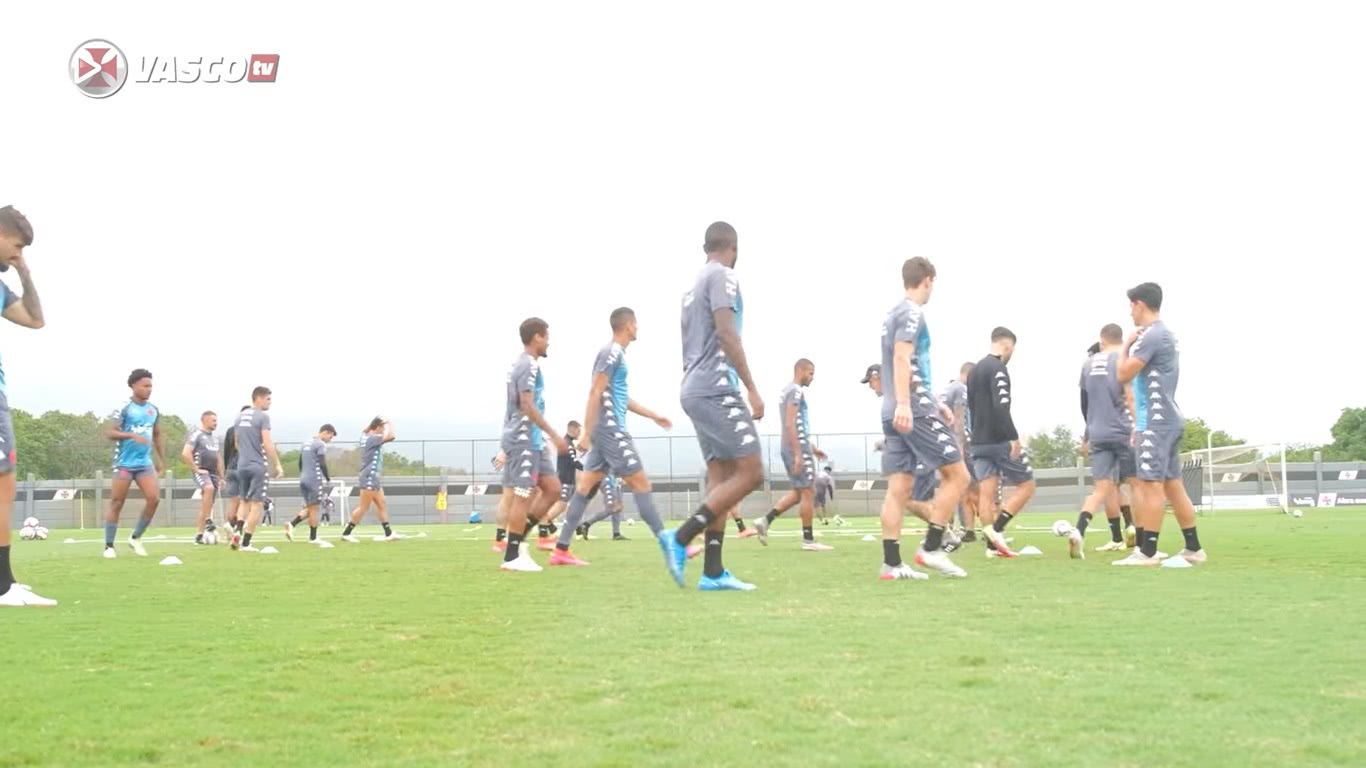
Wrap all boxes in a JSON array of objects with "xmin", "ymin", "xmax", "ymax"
[{"xmin": 5, "ymin": 509, "xmax": 1366, "ymax": 767}]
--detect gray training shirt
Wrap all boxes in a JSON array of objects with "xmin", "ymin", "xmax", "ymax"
[
  {"xmin": 681, "ymin": 261, "xmax": 744, "ymax": 400},
  {"xmin": 779, "ymin": 382, "xmax": 810, "ymax": 451},
  {"xmin": 1081, "ymin": 352, "xmax": 1131, "ymax": 445},
  {"xmin": 360, "ymin": 433, "xmax": 385, "ymax": 479},
  {"xmin": 1129, "ymin": 320, "xmax": 1183, "ymax": 432},
  {"xmin": 301, "ymin": 436, "xmax": 328, "ymax": 482},
  {"xmin": 233, "ymin": 408, "xmax": 271, "ymax": 470},
  {"xmin": 184, "ymin": 428, "xmax": 220, "ymax": 472},
  {"xmin": 880, "ymin": 298, "xmax": 936, "ymax": 421}
]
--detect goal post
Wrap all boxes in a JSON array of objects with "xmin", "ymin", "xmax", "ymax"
[{"xmin": 1181, "ymin": 441, "xmax": 1290, "ymax": 514}]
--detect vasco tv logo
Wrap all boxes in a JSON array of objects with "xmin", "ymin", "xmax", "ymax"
[{"xmin": 69, "ymin": 39, "xmax": 279, "ymax": 98}]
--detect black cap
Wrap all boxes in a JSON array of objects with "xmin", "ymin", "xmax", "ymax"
[{"xmin": 860, "ymin": 364, "xmax": 881, "ymax": 383}]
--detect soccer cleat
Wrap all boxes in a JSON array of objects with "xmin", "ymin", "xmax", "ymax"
[
  {"xmin": 879, "ymin": 563, "xmax": 929, "ymax": 581},
  {"xmin": 500, "ymin": 556, "xmax": 543, "ymax": 573},
  {"xmin": 1177, "ymin": 548, "xmax": 1207, "ymax": 565},
  {"xmin": 913, "ymin": 548, "xmax": 967, "ymax": 578},
  {"xmin": 961, "ymin": 529, "xmax": 978, "ymax": 543},
  {"xmin": 284, "ymin": 523, "xmax": 295, "ymax": 542},
  {"xmin": 658, "ymin": 531, "xmax": 686, "ymax": 587},
  {"xmin": 698, "ymin": 570, "xmax": 756, "ymax": 591},
  {"xmin": 240, "ymin": 545, "xmax": 259, "ymax": 553},
  {"xmin": 0, "ymin": 584, "xmax": 57, "ymax": 607},
  {"xmin": 612, "ymin": 533, "xmax": 629, "ymax": 541},
  {"xmin": 341, "ymin": 535, "xmax": 360, "ymax": 544},
  {"xmin": 942, "ymin": 528, "xmax": 963, "ymax": 553},
  {"xmin": 102, "ymin": 547, "xmax": 117, "ymax": 559},
  {"xmin": 1096, "ymin": 540, "xmax": 1127, "ymax": 552},
  {"xmin": 548, "ymin": 550, "xmax": 590, "ymax": 566},
  {"xmin": 575, "ymin": 524, "xmax": 589, "ymax": 541},
  {"xmin": 491, "ymin": 540, "xmax": 507, "ymax": 553},
  {"xmin": 983, "ymin": 528, "xmax": 1018, "ymax": 558},
  {"xmin": 686, "ymin": 543, "xmax": 703, "ymax": 559},
  {"xmin": 1068, "ymin": 530, "xmax": 1085, "ymax": 560},
  {"xmin": 128, "ymin": 538, "xmax": 148, "ymax": 557},
  {"xmin": 737, "ymin": 527, "xmax": 758, "ymax": 539},
  {"xmin": 381, "ymin": 533, "xmax": 399, "ymax": 542},
  {"xmin": 832, "ymin": 515, "xmax": 848, "ymax": 527},
  {"xmin": 752, "ymin": 517, "xmax": 770, "ymax": 546},
  {"xmin": 1112, "ymin": 551, "xmax": 1161, "ymax": 566},
  {"xmin": 801, "ymin": 541, "xmax": 834, "ymax": 552},
  {"xmin": 536, "ymin": 536, "xmax": 556, "ymax": 552},
  {"xmin": 1125, "ymin": 525, "xmax": 1137, "ymax": 548}
]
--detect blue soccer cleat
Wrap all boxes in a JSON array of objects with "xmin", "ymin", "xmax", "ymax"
[
  {"xmin": 660, "ymin": 529, "xmax": 686, "ymax": 588},
  {"xmin": 698, "ymin": 570, "xmax": 756, "ymax": 591}
]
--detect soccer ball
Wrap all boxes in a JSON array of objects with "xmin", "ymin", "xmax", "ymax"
[
  {"xmin": 22, "ymin": 516, "xmax": 39, "ymax": 529},
  {"xmin": 34, "ymin": 526, "xmax": 49, "ymax": 541},
  {"xmin": 203, "ymin": 530, "xmax": 219, "ymax": 545},
  {"xmin": 19, "ymin": 525, "xmax": 37, "ymax": 541},
  {"xmin": 1292, "ymin": 509, "xmax": 1303, "ymax": 519},
  {"xmin": 1051, "ymin": 520, "xmax": 1073, "ymax": 537}
]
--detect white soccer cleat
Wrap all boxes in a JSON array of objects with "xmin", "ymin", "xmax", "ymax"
[
  {"xmin": 878, "ymin": 563, "xmax": 929, "ymax": 581},
  {"xmin": 341, "ymin": 535, "xmax": 360, "ymax": 544},
  {"xmin": 0, "ymin": 584, "xmax": 57, "ymax": 607},
  {"xmin": 752, "ymin": 517, "xmax": 770, "ymax": 546},
  {"xmin": 801, "ymin": 541, "xmax": 834, "ymax": 552},
  {"xmin": 102, "ymin": 547, "xmax": 117, "ymax": 559},
  {"xmin": 240, "ymin": 545, "xmax": 260, "ymax": 553},
  {"xmin": 1112, "ymin": 551, "xmax": 1161, "ymax": 567},
  {"xmin": 1095, "ymin": 540, "xmax": 1128, "ymax": 552},
  {"xmin": 1177, "ymin": 548, "xmax": 1207, "ymax": 565},
  {"xmin": 500, "ymin": 553, "xmax": 543, "ymax": 572},
  {"xmin": 283, "ymin": 522, "xmax": 295, "ymax": 542},
  {"xmin": 1068, "ymin": 530, "xmax": 1085, "ymax": 560},
  {"xmin": 913, "ymin": 548, "xmax": 967, "ymax": 578},
  {"xmin": 128, "ymin": 539, "xmax": 148, "ymax": 557}
]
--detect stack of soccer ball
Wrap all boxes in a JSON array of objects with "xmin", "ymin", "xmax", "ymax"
[
  {"xmin": 202, "ymin": 518, "xmax": 220, "ymax": 545},
  {"xmin": 19, "ymin": 517, "xmax": 49, "ymax": 541}
]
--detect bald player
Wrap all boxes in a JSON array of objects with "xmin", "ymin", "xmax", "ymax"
[{"xmin": 752, "ymin": 358, "xmax": 831, "ymax": 550}]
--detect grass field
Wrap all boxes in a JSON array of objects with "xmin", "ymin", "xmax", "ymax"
[{"xmin": 5, "ymin": 508, "xmax": 1366, "ymax": 767}]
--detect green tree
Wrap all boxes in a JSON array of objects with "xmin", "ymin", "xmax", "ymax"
[
  {"xmin": 1179, "ymin": 417, "xmax": 1242, "ymax": 453},
  {"xmin": 1026, "ymin": 425, "xmax": 1081, "ymax": 469},
  {"xmin": 1285, "ymin": 407, "xmax": 1366, "ymax": 462}
]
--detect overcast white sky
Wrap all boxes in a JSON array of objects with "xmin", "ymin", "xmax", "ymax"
[{"xmin": 2, "ymin": 1, "xmax": 1363, "ymax": 458}]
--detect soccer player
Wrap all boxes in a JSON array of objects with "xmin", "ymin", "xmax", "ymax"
[
  {"xmin": 813, "ymin": 465, "xmax": 844, "ymax": 526},
  {"xmin": 665, "ymin": 222, "xmax": 765, "ymax": 590},
  {"xmin": 285, "ymin": 424, "xmax": 336, "ymax": 544},
  {"xmin": 1073, "ymin": 324, "xmax": 1134, "ymax": 558},
  {"xmin": 876, "ymin": 257, "xmax": 970, "ymax": 580},
  {"xmin": 342, "ymin": 417, "xmax": 398, "ymax": 543},
  {"xmin": 182, "ymin": 411, "xmax": 224, "ymax": 545},
  {"xmin": 552, "ymin": 307, "xmax": 674, "ymax": 569},
  {"xmin": 1088, "ymin": 340, "xmax": 1139, "ymax": 546},
  {"xmin": 939, "ymin": 362, "xmax": 979, "ymax": 540},
  {"xmin": 234, "ymin": 386, "xmax": 284, "ymax": 552},
  {"xmin": 753, "ymin": 359, "xmax": 832, "ymax": 551},
  {"xmin": 967, "ymin": 327, "xmax": 1034, "ymax": 558},
  {"xmin": 578, "ymin": 474, "xmax": 628, "ymax": 541},
  {"xmin": 0, "ymin": 205, "xmax": 56, "ymax": 607},
  {"xmin": 499, "ymin": 318, "xmax": 569, "ymax": 572},
  {"xmin": 546, "ymin": 420, "xmax": 583, "ymax": 534},
  {"xmin": 101, "ymin": 369, "xmax": 165, "ymax": 558},
  {"xmin": 221, "ymin": 404, "xmax": 250, "ymax": 546},
  {"xmin": 1114, "ymin": 282, "xmax": 1206, "ymax": 566},
  {"xmin": 862, "ymin": 363, "xmax": 938, "ymax": 528}
]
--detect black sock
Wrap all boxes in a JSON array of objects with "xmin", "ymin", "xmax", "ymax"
[
  {"xmin": 1108, "ymin": 517, "xmax": 1123, "ymax": 543},
  {"xmin": 703, "ymin": 529, "xmax": 725, "ymax": 578},
  {"xmin": 382, "ymin": 522, "xmax": 393, "ymax": 537},
  {"xmin": 290, "ymin": 515, "xmax": 305, "ymax": 527},
  {"xmin": 765, "ymin": 509, "xmax": 779, "ymax": 524},
  {"xmin": 924, "ymin": 523, "xmax": 946, "ymax": 553},
  {"xmin": 1120, "ymin": 505, "xmax": 1133, "ymax": 527},
  {"xmin": 802, "ymin": 525, "xmax": 813, "ymax": 542},
  {"xmin": 194, "ymin": 533, "xmax": 204, "ymax": 544},
  {"xmin": 1076, "ymin": 511, "xmax": 1093, "ymax": 536},
  {"xmin": 882, "ymin": 539, "xmax": 902, "ymax": 567},
  {"xmin": 233, "ymin": 520, "xmax": 244, "ymax": 533},
  {"xmin": 342, "ymin": 522, "xmax": 355, "ymax": 537},
  {"xmin": 1141, "ymin": 530, "xmax": 1159, "ymax": 558},
  {"xmin": 538, "ymin": 525, "xmax": 550, "ymax": 538},
  {"xmin": 496, "ymin": 528, "xmax": 507, "ymax": 542},
  {"xmin": 1181, "ymin": 526, "xmax": 1201, "ymax": 553},
  {"xmin": 675, "ymin": 505, "xmax": 713, "ymax": 545},
  {"xmin": 734, "ymin": 518, "xmax": 747, "ymax": 533},
  {"xmin": 309, "ymin": 526, "xmax": 318, "ymax": 541},
  {"xmin": 0, "ymin": 544, "xmax": 13, "ymax": 589},
  {"xmin": 504, "ymin": 531, "xmax": 523, "ymax": 562},
  {"xmin": 242, "ymin": 532, "xmax": 253, "ymax": 548},
  {"xmin": 523, "ymin": 516, "xmax": 540, "ymax": 537},
  {"xmin": 992, "ymin": 510, "xmax": 1014, "ymax": 533}
]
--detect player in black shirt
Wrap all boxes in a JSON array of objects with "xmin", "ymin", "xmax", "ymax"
[
  {"xmin": 966, "ymin": 327, "xmax": 1035, "ymax": 557},
  {"xmin": 220, "ymin": 405, "xmax": 251, "ymax": 546}
]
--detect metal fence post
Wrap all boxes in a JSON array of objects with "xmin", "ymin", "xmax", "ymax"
[
  {"xmin": 165, "ymin": 469, "xmax": 174, "ymax": 525},
  {"xmin": 24, "ymin": 473, "xmax": 35, "ymax": 521},
  {"xmin": 95, "ymin": 470, "xmax": 104, "ymax": 531},
  {"xmin": 1314, "ymin": 450, "xmax": 1323, "ymax": 502}
]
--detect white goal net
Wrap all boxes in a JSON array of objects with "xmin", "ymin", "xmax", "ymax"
[{"xmin": 1180, "ymin": 442, "xmax": 1290, "ymax": 513}]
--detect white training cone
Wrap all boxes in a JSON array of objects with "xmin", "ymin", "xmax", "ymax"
[
  {"xmin": 259, "ymin": 546, "xmax": 279, "ymax": 555},
  {"xmin": 316, "ymin": 540, "xmax": 335, "ymax": 549},
  {"xmin": 63, "ymin": 538, "xmax": 77, "ymax": 544},
  {"xmin": 414, "ymin": 532, "xmax": 428, "ymax": 538},
  {"xmin": 159, "ymin": 556, "xmax": 182, "ymax": 566},
  {"xmin": 1161, "ymin": 556, "xmax": 1192, "ymax": 569},
  {"xmin": 861, "ymin": 534, "xmax": 876, "ymax": 542},
  {"xmin": 1018, "ymin": 545, "xmax": 1043, "ymax": 556}
]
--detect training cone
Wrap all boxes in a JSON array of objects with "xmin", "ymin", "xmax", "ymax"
[
  {"xmin": 861, "ymin": 534, "xmax": 876, "ymax": 542},
  {"xmin": 1018, "ymin": 545, "xmax": 1043, "ymax": 555},
  {"xmin": 63, "ymin": 538, "xmax": 77, "ymax": 544},
  {"xmin": 259, "ymin": 546, "xmax": 279, "ymax": 555},
  {"xmin": 317, "ymin": 541, "xmax": 335, "ymax": 549},
  {"xmin": 159, "ymin": 556, "xmax": 182, "ymax": 566},
  {"xmin": 1161, "ymin": 556, "xmax": 1193, "ymax": 569}
]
